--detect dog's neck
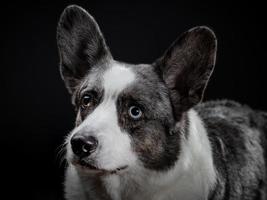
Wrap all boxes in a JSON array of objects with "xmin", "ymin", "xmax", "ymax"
[{"xmin": 99, "ymin": 109, "xmax": 217, "ymax": 200}]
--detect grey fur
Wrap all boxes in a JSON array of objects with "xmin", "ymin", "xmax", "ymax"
[
  {"xmin": 195, "ymin": 100, "xmax": 267, "ymax": 200},
  {"xmin": 57, "ymin": 5, "xmax": 112, "ymax": 94},
  {"xmin": 57, "ymin": 5, "xmax": 267, "ymax": 200},
  {"xmin": 154, "ymin": 26, "xmax": 217, "ymax": 119}
]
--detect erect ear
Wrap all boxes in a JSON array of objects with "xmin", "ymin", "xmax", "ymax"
[
  {"xmin": 155, "ymin": 26, "xmax": 217, "ymax": 118},
  {"xmin": 57, "ymin": 5, "xmax": 112, "ymax": 94}
]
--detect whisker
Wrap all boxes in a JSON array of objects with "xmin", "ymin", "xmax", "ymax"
[{"xmin": 55, "ymin": 141, "xmax": 68, "ymax": 168}]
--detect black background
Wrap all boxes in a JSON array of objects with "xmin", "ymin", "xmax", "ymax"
[{"xmin": 1, "ymin": 1, "xmax": 267, "ymax": 200}]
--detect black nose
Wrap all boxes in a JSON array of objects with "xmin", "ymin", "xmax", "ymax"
[{"xmin": 71, "ymin": 135, "xmax": 98, "ymax": 158}]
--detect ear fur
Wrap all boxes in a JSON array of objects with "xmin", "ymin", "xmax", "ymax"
[
  {"xmin": 57, "ymin": 5, "xmax": 112, "ymax": 94},
  {"xmin": 155, "ymin": 26, "xmax": 217, "ymax": 119}
]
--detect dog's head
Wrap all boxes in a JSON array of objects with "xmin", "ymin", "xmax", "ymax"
[{"xmin": 57, "ymin": 5, "xmax": 217, "ymax": 175}]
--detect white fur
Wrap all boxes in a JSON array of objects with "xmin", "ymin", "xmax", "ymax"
[
  {"xmin": 65, "ymin": 165, "xmax": 87, "ymax": 200},
  {"xmin": 154, "ymin": 109, "xmax": 217, "ymax": 200},
  {"xmin": 65, "ymin": 63, "xmax": 217, "ymax": 199},
  {"xmin": 66, "ymin": 109, "xmax": 217, "ymax": 200},
  {"xmin": 102, "ymin": 175, "xmax": 122, "ymax": 200},
  {"xmin": 66, "ymin": 62, "xmax": 137, "ymax": 171},
  {"xmin": 103, "ymin": 63, "xmax": 135, "ymax": 96},
  {"xmin": 99, "ymin": 109, "xmax": 217, "ymax": 200}
]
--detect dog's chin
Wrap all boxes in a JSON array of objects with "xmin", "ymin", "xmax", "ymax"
[{"xmin": 71, "ymin": 160, "xmax": 128, "ymax": 176}]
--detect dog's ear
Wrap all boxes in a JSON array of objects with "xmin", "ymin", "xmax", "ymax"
[
  {"xmin": 155, "ymin": 26, "xmax": 217, "ymax": 118},
  {"xmin": 57, "ymin": 5, "xmax": 112, "ymax": 94}
]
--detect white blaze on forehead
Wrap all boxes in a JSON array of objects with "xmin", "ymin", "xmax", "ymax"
[
  {"xmin": 67, "ymin": 62, "xmax": 137, "ymax": 170},
  {"xmin": 103, "ymin": 63, "xmax": 136, "ymax": 96}
]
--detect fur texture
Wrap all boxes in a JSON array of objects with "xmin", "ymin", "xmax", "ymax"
[{"xmin": 57, "ymin": 5, "xmax": 267, "ymax": 200}]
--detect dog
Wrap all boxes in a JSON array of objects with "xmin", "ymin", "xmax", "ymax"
[{"xmin": 57, "ymin": 5, "xmax": 267, "ymax": 200}]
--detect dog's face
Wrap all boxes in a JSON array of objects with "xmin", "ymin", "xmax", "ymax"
[{"xmin": 57, "ymin": 5, "xmax": 217, "ymax": 175}]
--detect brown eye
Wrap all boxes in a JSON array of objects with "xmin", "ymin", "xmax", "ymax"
[{"xmin": 81, "ymin": 94, "xmax": 93, "ymax": 109}]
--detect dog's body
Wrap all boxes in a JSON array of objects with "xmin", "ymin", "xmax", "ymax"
[{"xmin": 57, "ymin": 5, "xmax": 267, "ymax": 200}]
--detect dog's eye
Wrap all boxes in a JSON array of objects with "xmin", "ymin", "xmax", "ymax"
[
  {"xmin": 128, "ymin": 106, "xmax": 142, "ymax": 119},
  {"xmin": 81, "ymin": 94, "xmax": 93, "ymax": 109}
]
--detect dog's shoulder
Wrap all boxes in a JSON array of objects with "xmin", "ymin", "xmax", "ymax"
[
  {"xmin": 194, "ymin": 100, "xmax": 267, "ymax": 199},
  {"xmin": 195, "ymin": 99, "xmax": 267, "ymax": 139},
  {"xmin": 195, "ymin": 99, "xmax": 267, "ymax": 146}
]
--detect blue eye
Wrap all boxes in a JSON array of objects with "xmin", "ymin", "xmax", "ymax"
[{"xmin": 128, "ymin": 106, "xmax": 142, "ymax": 119}]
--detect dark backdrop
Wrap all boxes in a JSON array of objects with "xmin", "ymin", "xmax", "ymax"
[{"xmin": 1, "ymin": 1, "xmax": 266, "ymax": 200}]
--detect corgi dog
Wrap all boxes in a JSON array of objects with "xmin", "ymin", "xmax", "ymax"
[{"xmin": 57, "ymin": 5, "xmax": 267, "ymax": 200}]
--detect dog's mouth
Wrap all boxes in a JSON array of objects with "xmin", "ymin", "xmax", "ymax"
[{"xmin": 72, "ymin": 160, "xmax": 128, "ymax": 175}]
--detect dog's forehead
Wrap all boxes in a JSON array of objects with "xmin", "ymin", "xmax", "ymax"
[
  {"xmin": 103, "ymin": 63, "xmax": 136, "ymax": 96},
  {"xmin": 80, "ymin": 61, "xmax": 161, "ymax": 98}
]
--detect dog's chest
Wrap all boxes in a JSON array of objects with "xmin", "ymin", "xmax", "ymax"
[{"xmin": 101, "ymin": 171, "xmax": 210, "ymax": 200}]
